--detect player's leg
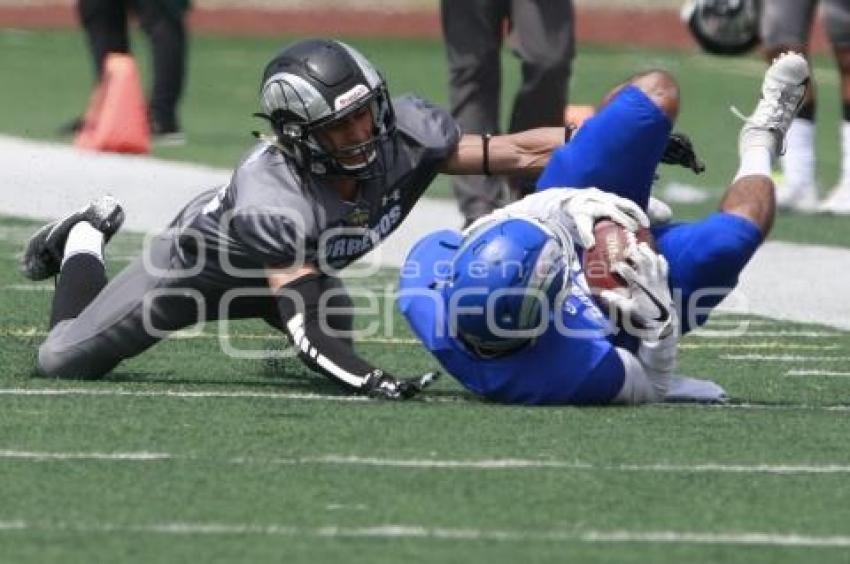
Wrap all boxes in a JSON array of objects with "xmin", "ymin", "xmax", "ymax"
[
  {"xmin": 78, "ymin": 0, "xmax": 130, "ymax": 79},
  {"xmin": 23, "ymin": 199, "xmax": 203, "ymax": 379},
  {"xmin": 506, "ymin": 0, "xmax": 575, "ymax": 198},
  {"xmin": 536, "ymin": 69, "xmax": 678, "ymax": 209},
  {"xmin": 761, "ymin": 0, "xmax": 819, "ymax": 211},
  {"xmin": 819, "ymin": 0, "xmax": 850, "ymax": 214},
  {"xmin": 441, "ymin": 0, "xmax": 510, "ymax": 225},
  {"xmin": 135, "ymin": 0, "xmax": 188, "ymax": 142},
  {"xmin": 654, "ymin": 53, "xmax": 810, "ymax": 332}
]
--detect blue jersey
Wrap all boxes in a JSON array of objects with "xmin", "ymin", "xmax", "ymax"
[
  {"xmin": 398, "ymin": 230, "xmax": 626, "ymax": 405},
  {"xmin": 399, "ymin": 84, "xmax": 763, "ymax": 405}
]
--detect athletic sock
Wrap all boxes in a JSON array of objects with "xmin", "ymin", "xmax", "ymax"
[
  {"xmin": 840, "ymin": 120, "xmax": 850, "ymax": 186},
  {"xmin": 50, "ymin": 223, "xmax": 107, "ymax": 329},
  {"xmin": 735, "ymin": 145, "xmax": 772, "ymax": 182},
  {"xmin": 781, "ymin": 118, "xmax": 816, "ymax": 188},
  {"xmin": 735, "ymin": 146, "xmax": 772, "ymax": 182},
  {"xmin": 62, "ymin": 221, "xmax": 104, "ymax": 266}
]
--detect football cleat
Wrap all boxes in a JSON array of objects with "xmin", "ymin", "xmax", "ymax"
[
  {"xmin": 20, "ymin": 195, "xmax": 124, "ymax": 281},
  {"xmin": 818, "ymin": 182, "xmax": 850, "ymax": 215},
  {"xmin": 735, "ymin": 52, "xmax": 810, "ymax": 157}
]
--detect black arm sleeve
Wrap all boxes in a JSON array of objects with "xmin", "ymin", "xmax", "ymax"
[{"xmin": 276, "ymin": 273, "xmax": 377, "ymax": 391}]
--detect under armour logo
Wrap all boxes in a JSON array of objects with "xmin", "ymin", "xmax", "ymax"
[{"xmin": 381, "ymin": 189, "xmax": 401, "ymax": 207}]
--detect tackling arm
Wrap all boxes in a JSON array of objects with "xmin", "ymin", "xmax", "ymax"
[
  {"xmin": 439, "ymin": 128, "xmax": 567, "ymax": 177},
  {"xmin": 267, "ymin": 264, "xmax": 437, "ymax": 399}
]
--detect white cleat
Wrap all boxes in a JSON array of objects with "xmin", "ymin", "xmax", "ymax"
[
  {"xmin": 737, "ymin": 52, "xmax": 810, "ymax": 157},
  {"xmin": 818, "ymin": 182, "xmax": 850, "ymax": 215},
  {"xmin": 20, "ymin": 195, "xmax": 124, "ymax": 281}
]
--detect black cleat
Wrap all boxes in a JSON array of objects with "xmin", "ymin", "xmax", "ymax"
[{"xmin": 20, "ymin": 195, "xmax": 125, "ymax": 281}]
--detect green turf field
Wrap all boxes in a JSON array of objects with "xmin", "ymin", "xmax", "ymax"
[
  {"xmin": 2, "ymin": 216, "xmax": 850, "ymax": 563},
  {"xmin": 2, "ymin": 28, "xmax": 850, "ymax": 563},
  {"xmin": 1, "ymin": 29, "xmax": 849, "ymax": 247}
]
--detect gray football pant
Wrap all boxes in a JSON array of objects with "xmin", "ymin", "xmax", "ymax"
[
  {"xmin": 37, "ymin": 234, "xmax": 352, "ymax": 379},
  {"xmin": 441, "ymin": 0, "xmax": 575, "ymax": 222},
  {"xmin": 761, "ymin": 0, "xmax": 850, "ymax": 49}
]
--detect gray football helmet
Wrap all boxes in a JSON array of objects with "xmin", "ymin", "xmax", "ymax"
[
  {"xmin": 256, "ymin": 38, "xmax": 395, "ymax": 179},
  {"xmin": 682, "ymin": 0, "xmax": 761, "ymax": 56}
]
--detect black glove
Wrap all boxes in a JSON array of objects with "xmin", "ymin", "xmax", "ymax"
[
  {"xmin": 364, "ymin": 370, "xmax": 440, "ymax": 400},
  {"xmin": 661, "ymin": 132, "xmax": 706, "ymax": 175}
]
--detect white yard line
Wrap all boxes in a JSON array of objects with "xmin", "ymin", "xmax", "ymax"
[
  {"xmin": 786, "ymin": 370, "xmax": 850, "ymax": 378},
  {"xmin": 681, "ymin": 343, "xmax": 840, "ymax": 351},
  {"xmin": 0, "ymin": 326, "xmax": 420, "ymax": 345},
  {"xmin": 0, "ymin": 519, "xmax": 847, "ymax": 547},
  {"xmin": 5, "ymin": 449, "xmax": 850, "ymax": 475},
  {"xmin": 722, "ymin": 354, "xmax": 850, "ymax": 362},
  {"xmin": 691, "ymin": 331, "xmax": 842, "ymax": 339},
  {"xmin": 263, "ymin": 455, "xmax": 850, "ymax": 475},
  {"xmin": 0, "ymin": 388, "xmax": 368, "ymax": 402},
  {"xmin": 0, "ymin": 387, "xmax": 849, "ymax": 411},
  {"xmin": 0, "ymin": 450, "xmax": 171, "ymax": 461}
]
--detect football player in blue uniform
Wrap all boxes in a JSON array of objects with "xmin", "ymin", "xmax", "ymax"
[{"xmin": 399, "ymin": 53, "xmax": 810, "ymax": 405}]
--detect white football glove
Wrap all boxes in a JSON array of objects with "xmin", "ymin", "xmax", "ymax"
[
  {"xmin": 559, "ymin": 187, "xmax": 650, "ymax": 248},
  {"xmin": 600, "ymin": 240, "xmax": 676, "ymax": 342}
]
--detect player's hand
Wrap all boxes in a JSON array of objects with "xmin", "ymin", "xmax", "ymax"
[
  {"xmin": 364, "ymin": 370, "xmax": 440, "ymax": 400},
  {"xmin": 600, "ymin": 241, "xmax": 676, "ymax": 342},
  {"xmin": 661, "ymin": 132, "xmax": 706, "ymax": 174},
  {"xmin": 561, "ymin": 187, "xmax": 650, "ymax": 248}
]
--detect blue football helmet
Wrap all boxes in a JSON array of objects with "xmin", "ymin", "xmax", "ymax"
[{"xmin": 442, "ymin": 218, "xmax": 570, "ymax": 357}]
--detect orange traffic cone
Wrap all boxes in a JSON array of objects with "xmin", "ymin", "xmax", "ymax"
[
  {"xmin": 564, "ymin": 104, "xmax": 596, "ymax": 128},
  {"xmin": 75, "ymin": 53, "xmax": 150, "ymax": 154}
]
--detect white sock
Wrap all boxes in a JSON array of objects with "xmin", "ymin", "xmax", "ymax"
[
  {"xmin": 61, "ymin": 221, "xmax": 104, "ymax": 267},
  {"xmin": 734, "ymin": 146, "xmax": 772, "ymax": 182},
  {"xmin": 841, "ymin": 121, "xmax": 850, "ymax": 186},
  {"xmin": 781, "ymin": 118, "xmax": 816, "ymax": 188}
]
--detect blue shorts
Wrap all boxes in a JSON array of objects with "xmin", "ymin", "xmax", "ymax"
[{"xmin": 537, "ymin": 84, "xmax": 764, "ymax": 334}]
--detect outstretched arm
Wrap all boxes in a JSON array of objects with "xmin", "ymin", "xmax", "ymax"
[{"xmin": 439, "ymin": 128, "xmax": 567, "ymax": 177}]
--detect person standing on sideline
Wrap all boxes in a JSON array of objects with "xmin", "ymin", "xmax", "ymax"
[
  {"xmin": 441, "ymin": 0, "xmax": 575, "ymax": 226},
  {"xmin": 62, "ymin": 0, "xmax": 190, "ymax": 145}
]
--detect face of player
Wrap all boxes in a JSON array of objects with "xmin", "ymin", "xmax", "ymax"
[{"xmin": 314, "ymin": 104, "xmax": 377, "ymax": 170}]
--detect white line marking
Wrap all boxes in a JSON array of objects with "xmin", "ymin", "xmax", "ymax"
[
  {"xmin": 722, "ymin": 354, "xmax": 850, "ymax": 362},
  {"xmin": 0, "ymin": 450, "xmax": 171, "ymax": 461},
  {"xmin": 680, "ymin": 343, "xmax": 840, "ymax": 351},
  {"xmin": 1, "ymin": 387, "xmax": 850, "ymax": 410},
  {"xmin": 267, "ymin": 456, "xmax": 850, "ymax": 475},
  {"xmin": 786, "ymin": 370, "xmax": 850, "ymax": 377},
  {"xmin": 0, "ymin": 388, "xmax": 368, "ymax": 402},
  {"xmin": 0, "ymin": 284, "xmax": 53, "ymax": 292},
  {"xmin": 6, "ymin": 450, "xmax": 850, "ymax": 475},
  {"xmin": 704, "ymin": 319, "xmax": 781, "ymax": 327},
  {"xmin": 1, "ymin": 520, "xmax": 849, "ymax": 547},
  {"xmin": 0, "ymin": 327, "xmax": 420, "ymax": 345},
  {"xmin": 692, "ymin": 331, "xmax": 842, "ymax": 339},
  {"xmin": 693, "ymin": 403, "xmax": 850, "ymax": 412}
]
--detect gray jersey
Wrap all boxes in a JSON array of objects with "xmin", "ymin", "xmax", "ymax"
[{"xmin": 171, "ymin": 95, "xmax": 461, "ymax": 286}]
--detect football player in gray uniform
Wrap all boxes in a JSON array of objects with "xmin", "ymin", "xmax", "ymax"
[{"xmin": 22, "ymin": 38, "xmax": 586, "ymax": 399}]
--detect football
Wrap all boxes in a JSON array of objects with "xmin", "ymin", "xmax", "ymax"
[{"xmin": 581, "ymin": 219, "xmax": 654, "ymax": 294}]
